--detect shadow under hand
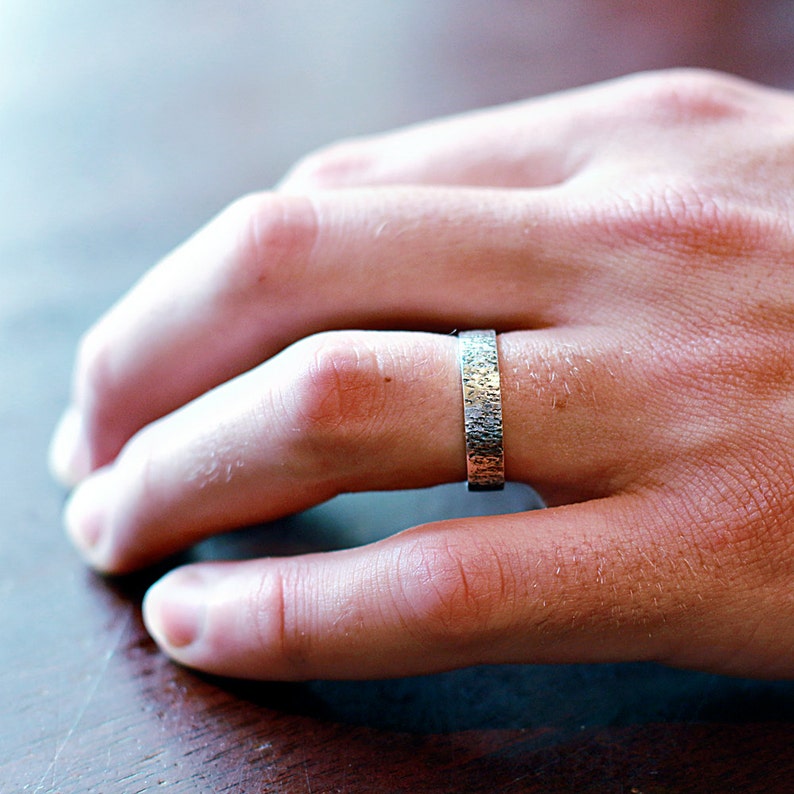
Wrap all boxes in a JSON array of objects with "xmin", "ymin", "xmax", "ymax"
[
  {"xmin": 220, "ymin": 662, "xmax": 794, "ymax": 735},
  {"xmin": 190, "ymin": 481, "xmax": 543, "ymax": 561},
  {"xmin": 106, "ymin": 483, "xmax": 794, "ymax": 735}
]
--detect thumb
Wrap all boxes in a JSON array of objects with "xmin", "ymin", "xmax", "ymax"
[{"xmin": 141, "ymin": 494, "xmax": 691, "ymax": 681}]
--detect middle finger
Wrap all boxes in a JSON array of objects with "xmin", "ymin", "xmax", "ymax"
[{"xmin": 63, "ymin": 186, "xmax": 595, "ymax": 476}]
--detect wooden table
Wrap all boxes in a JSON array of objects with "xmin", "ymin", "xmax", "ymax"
[{"xmin": 4, "ymin": 3, "xmax": 794, "ymax": 791}]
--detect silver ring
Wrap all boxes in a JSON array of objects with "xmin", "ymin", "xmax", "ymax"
[{"xmin": 458, "ymin": 329, "xmax": 505, "ymax": 491}]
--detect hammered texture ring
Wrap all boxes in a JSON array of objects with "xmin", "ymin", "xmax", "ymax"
[{"xmin": 458, "ymin": 329, "xmax": 505, "ymax": 491}]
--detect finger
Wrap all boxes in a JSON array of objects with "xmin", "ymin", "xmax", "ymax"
[
  {"xmin": 50, "ymin": 185, "xmax": 596, "ymax": 484},
  {"xmin": 141, "ymin": 494, "xmax": 706, "ymax": 680},
  {"xmin": 275, "ymin": 69, "xmax": 772, "ymax": 193},
  {"xmin": 276, "ymin": 91, "xmax": 598, "ymax": 191},
  {"xmin": 276, "ymin": 70, "xmax": 687, "ymax": 192},
  {"xmin": 63, "ymin": 328, "xmax": 657, "ymax": 574}
]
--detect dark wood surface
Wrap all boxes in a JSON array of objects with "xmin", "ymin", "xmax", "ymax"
[{"xmin": 5, "ymin": 3, "xmax": 794, "ymax": 791}]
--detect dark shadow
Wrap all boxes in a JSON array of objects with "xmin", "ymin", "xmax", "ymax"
[
  {"xmin": 215, "ymin": 662, "xmax": 794, "ymax": 735},
  {"xmin": 190, "ymin": 481, "xmax": 544, "ymax": 561},
  {"xmin": 103, "ymin": 481, "xmax": 541, "ymax": 595}
]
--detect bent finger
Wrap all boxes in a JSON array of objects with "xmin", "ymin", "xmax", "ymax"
[
  {"xmin": 63, "ymin": 327, "xmax": 647, "ymax": 574},
  {"xmin": 51, "ymin": 185, "xmax": 595, "ymax": 485}
]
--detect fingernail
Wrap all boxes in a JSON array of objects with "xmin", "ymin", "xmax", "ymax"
[
  {"xmin": 64, "ymin": 470, "xmax": 111, "ymax": 559},
  {"xmin": 49, "ymin": 406, "xmax": 91, "ymax": 488},
  {"xmin": 144, "ymin": 568, "xmax": 210, "ymax": 649}
]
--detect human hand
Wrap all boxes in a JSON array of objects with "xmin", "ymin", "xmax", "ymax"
[{"xmin": 50, "ymin": 70, "xmax": 794, "ymax": 680}]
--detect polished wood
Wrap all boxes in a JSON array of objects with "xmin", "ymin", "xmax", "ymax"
[{"xmin": 4, "ymin": 2, "xmax": 794, "ymax": 791}]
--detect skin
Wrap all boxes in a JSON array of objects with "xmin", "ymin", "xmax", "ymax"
[{"xmin": 50, "ymin": 69, "xmax": 794, "ymax": 680}]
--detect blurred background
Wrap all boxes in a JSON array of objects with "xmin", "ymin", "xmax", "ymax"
[
  {"xmin": 5, "ymin": 1, "xmax": 794, "ymax": 790},
  {"xmin": 6, "ymin": 0, "xmax": 794, "ymax": 308}
]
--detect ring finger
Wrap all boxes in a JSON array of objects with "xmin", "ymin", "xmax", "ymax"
[{"xmin": 64, "ymin": 326, "xmax": 650, "ymax": 574}]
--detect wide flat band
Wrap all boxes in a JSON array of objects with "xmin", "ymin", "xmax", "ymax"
[{"xmin": 458, "ymin": 329, "xmax": 505, "ymax": 491}]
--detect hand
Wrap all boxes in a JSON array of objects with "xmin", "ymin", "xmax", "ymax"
[{"xmin": 50, "ymin": 69, "xmax": 794, "ymax": 680}]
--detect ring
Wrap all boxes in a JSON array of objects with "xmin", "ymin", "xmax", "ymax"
[{"xmin": 458, "ymin": 330, "xmax": 505, "ymax": 491}]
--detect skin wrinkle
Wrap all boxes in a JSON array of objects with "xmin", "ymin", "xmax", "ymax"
[
  {"xmin": 693, "ymin": 443, "xmax": 794, "ymax": 567},
  {"xmin": 389, "ymin": 531, "xmax": 514, "ymax": 652},
  {"xmin": 397, "ymin": 535, "xmax": 472, "ymax": 646},
  {"xmin": 247, "ymin": 566, "xmax": 283, "ymax": 673},
  {"xmin": 584, "ymin": 179, "xmax": 768, "ymax": 268},
  {"xmin": 652, "ymin": 454, "xmax": 780, "ymax": 620},
  {"xmin": 257, "ymin": 560, "xmax": 317, "ymax": 678}
]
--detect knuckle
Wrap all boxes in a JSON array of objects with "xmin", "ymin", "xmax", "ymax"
[
  {"xmin": 282, "ymin": 137, "xmax": 376, "ymax": 189},
  {"xmin": 221, "ymin": 192, "xmax": 318, "ymax": 295},
  {"xmin": 618, "ymin": 69, "xmax": 752, "ymax": 123},
  {"xmin": 587, "ymin": 179, "xmax": 778, "ymax": 259},
  {"xmin": 285, "ymin": 333, "xmax": 392, "ymax": 455},
  {"xmin": 390, "ymin": 533, "xmax": 515, "ymax": 649},
  {"xmin": 575, "ymin": 72, "xmax": 784, "ymax": 262}
]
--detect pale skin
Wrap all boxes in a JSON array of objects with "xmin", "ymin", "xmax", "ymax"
[{"xmin": 50, "ymin": 69, "xmax": 794, "ymax": 680}]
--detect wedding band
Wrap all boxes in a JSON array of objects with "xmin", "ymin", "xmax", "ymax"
[{"xmin": 458, "ymin": 330, "xmax": 505, "ymax": 491}]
